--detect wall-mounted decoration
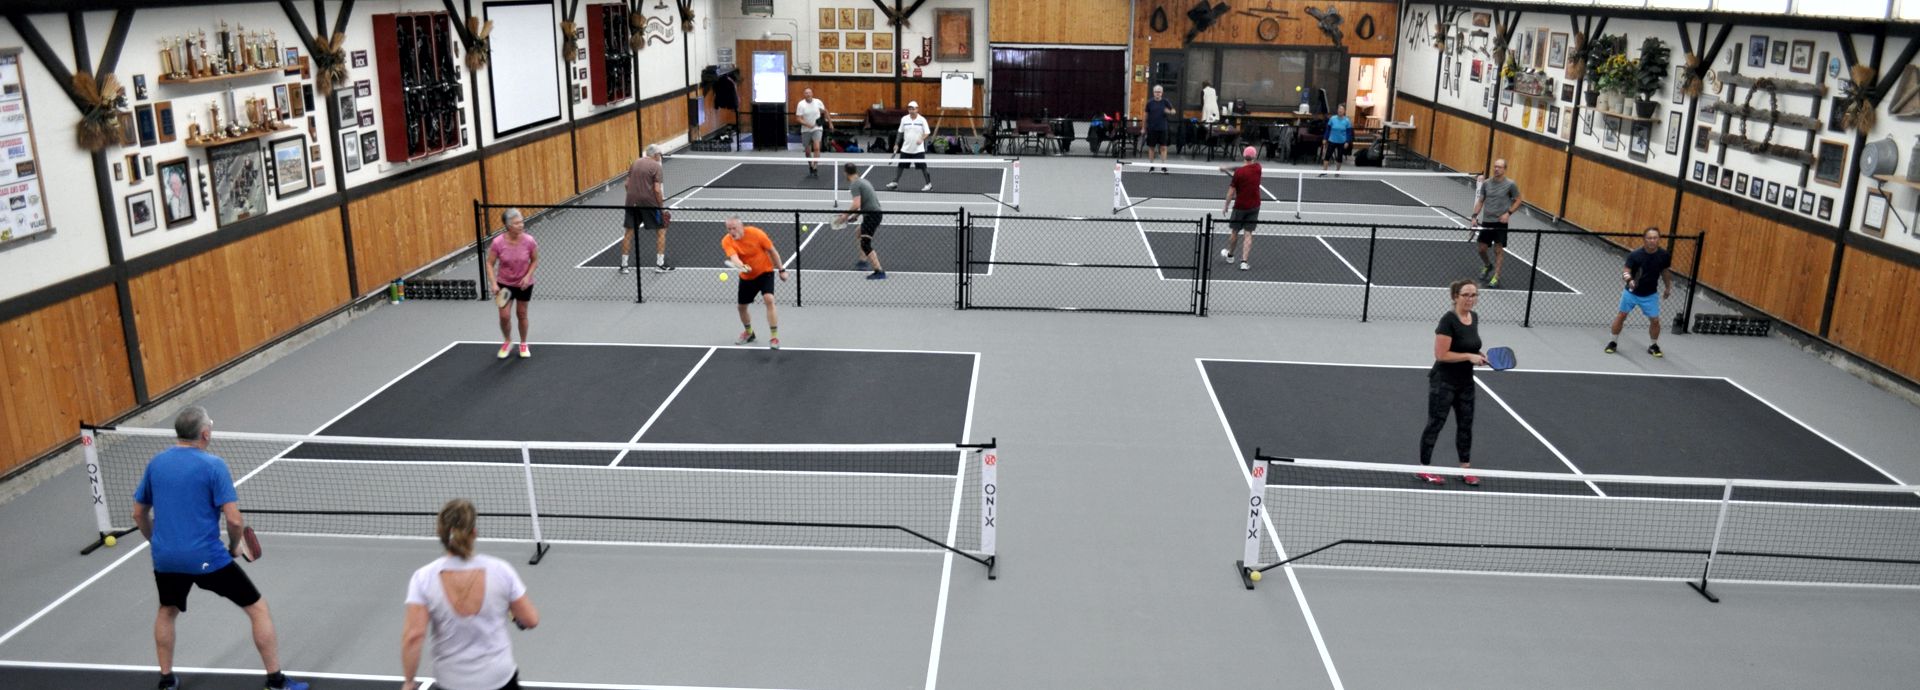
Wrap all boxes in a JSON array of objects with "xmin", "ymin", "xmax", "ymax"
[
  {"xmin": 336, "ymin": 90, "xmax": 357, "ymax": 129},
  {"xmin": 352, "ymin": 50, "xmax": 369, "ymax": 69},
  {"xmin": 1818, "ymin": 194, "xmax": 1834, "ymax": 220},
  {"xmin": 936, "ymin": 9, "xmax": 973, "ymax": 62},
  {"xmin": 1736, "ymin": 173, "xmax": 1749, "ymax": 194},
  {"xmin": 1629, "ymin": 120, "xmax": 1651, "ymax": 162},
  {"xmin": 126, "ymin": 153, "xmax": 142, "ymax": 182},
  {"xmin": 359, "ymin": 110, "xmax": 375, "ymax": 128},
  {"xmin": 857, "ymin": 52, "xmax": 874, "ymax": 74},
  {"xmin": 1887, "ymin": 65, "xmax": 1920, "ymax": 117},
  {"xmin": 269, "ymin": 135, "xmax": 309, "ymax": 197},
  {"xmin": 839, "ymin": 8, "xmax": 856, "ymax": 30},
  {"xmin": 1789, "ymin": 41, "xmax": 1814, "ymax": 75},
  {"xmin": 284, "ymin": 48, "xmax": 301, "ymax": 76},
  {"xmin": 1696, "ymin": 125, "xmax": 1711, "ymax": 153},
  {"xmin": 311, "ymin": 166, "xmax": 324, "ymax": 186},
  {"xmin": 1354, "ymin": 14, "xmax": 1375, "ymax": 41},
  {"xmin": 840, "ymin": 51, "xmax": 855, "ymax": 74},
  {"xmin": 1829, "ymin": 56, "xmax": 1844, "ymax": 79},
  {"xmin": 873, "ymin": 33, "xmax": 892, "ymax": 51},
  {"xmin": 858, "ymin": 8, "xmax": 874, "ymax": 31},
  {"xmin": 273, "ymin": 85, "xmax": 291, "ymax": 119},
  {"xmin": 819, "ymin": 51, "xmax": 836, "ymax": 74},
  {"xmin": 126, "ymin": 190, "xmax": 156, "ymax": 235},
  {"xmin": 1800, "ymin": 192, "xmax": 1816, "ymax": 214},
  {"xmin": 113, "ymin": 161, "xmax": 123, "ymax": 181},
  {"xmin": 1305, "ymin": 6, "xmax": 1346, "ymax": 48},
  {"xmin": 343, "ymin": 130, "xmax": 361, "ymax": 172},
  {"xmin": 1150, "ymin": 7, "xmax": 1169, "ymax": 34},
  {"xmin": 374, "ymin": 11, "xmax": 465, "ymax": 161},
  {"xmin": 362, "ymin": 131, "xmax": 380, "ymax": 165},
  {"xmin": 1770, "ymin": 40, "xmax": 1788, "ymax": 66},
  {"xmin": 1665, "ymin": 112, "xmax": 1681, "ymax": 154},
  {"xmin": 157, "ymin": 157, "xmax": 193, "ymax": 227},
  {"xmin": 1547, "ymin": 33, "xmax": 1568, "ymax": 69},
  {"xmin": 1693, "ymin": 161, "xmax": 1705, "ymax": 181},
  {"xmin": 847, "ymin": 32, "xmax": 867, "ymax": 51},
  {"xmin": 1813, "ymin": 139, "xmax": 1847, "ymax": 187},
  {"xmin": 135, "ymin": 104, "xmax": 157, "ymax": 147},
  {"xmin": 820, "ymin": 32, "xmax": 839, "ymax": 50},
  {"xmin": 819, "ymin": 8, "xmax": 835, "ymax": 29},
  {"xmin": 1720, "ymin": 168, "xmax": 1733, "ymax": 190},
  {"xmin": 208, "ymin": 139, "xmax": 265, "ymax": 227},
  {"xmin": 355, "ymin": 79, "xmax": 373, "ymax": 99},
  {"xmin": 1749, "ymin": 176, "xmax": 1766, "ymax": 201},
  {"xmin": 1747, "ymin": 36, "xmax": 1768, "ymax": 68},
  {"xmin": 1547, "ymin": 107, "xmax": 1560, "ymax": 135},
  {"xmin": 1601, "ymin": 115, "xmax": 1620, "ymax": 150},
  {"xmin": 118, "ymin": 111, "xmax": 137, "ymax": 147},
  {"xmin": 877, "ymin": 52, "xmax": 892, "ymax": 76},
  {"xmin": 155, "ymin": 101, "xmax": 176, "ymax": 143},
  {"xmin": 1765, "ymin": 181, "xmax": 1781, "ymax": 205},
  {"xmin": 1782, "ymin": 187, "xmax": 1797, "ymax": 210},
  {"xmin": 1862, "ymin": 189, "xmax": 1888, "ymax": 236}
]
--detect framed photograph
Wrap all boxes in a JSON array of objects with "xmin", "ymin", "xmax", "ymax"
[
  {"xmin": 118, "ymin": 111, "xmax": 137, "ymax": 146},
  {"xmin": 269, "ymin": 135, "xmax": 309, "ymax": 197},
  {"xmin": 1602, "ymin": 115, "xmax": 1621, "ymax": 150},
  {"xmin": 358, "ymin": 110, "xmax": 375, "ymax": 128},
  {"xmin": 846, "ymin": 32, "xmax": 866, "ymax": 51},
  {"xmin": 302, "ymin": 84, "xmax": 315, "ymax": 113},
  {"xmin": 273, "ymin": 85, "xmax": 291, "ymax": 118},
  {"xmin": 1719, "ymin": 168, "xmax": 1733, "ymax": 190},
  {"xmin": 1501, "ymin": 89, "xmax": 1515, "ymax": 106},
  {"xmin": 1442, "ymin": 59, "xmax": 1450, "ymax": 87},
  {"xmin": 309, "ymin": 144, "xmax": 320, "ymax": 162},
  {"xmin": 342, "ymin": 131, "xmax": 361, "ymax": 172},
  {"xmin": 1829, "ymin": 97, "xmax": 1847, "ymax": 133},
  {"xmin": 1766, "ymin": 181, "xmax": 1781, "ymax": 204},
  {"xmin": 355, "ymin": 80, "xmax": 372, "ymax": 99},
  {"xmin": 935, "ymin": 8, "xmax": 973, "ymax": 62},
  {"xmin": 857, "ymin": 52, "xmax": 874, "ymax": 74},
  {"xmin": 126, "ymin": 190, "xmax": 157, "ymax": 235},
  {"xmin": 1749, "ymin": 177, "xmax": 1764, "ymax": 201},
  {"xmin": 1771, "ymin": 40, "xmax": 1788, "ymax": 65},
  {"xmin": 1548, "ymin": 32, "xmax": 1568, "ymax": 69},
  {"xmin": 113, "ymin": 161, "xmax": 123, "ymax": 181},
  {"xmin": 351, "ymin": 50, "xmax": 368, "ymax": 69},
  {"xmin": 284, "ymin": 47, "xmax": 300, "ymax": 75},
  {"xmin": 288, "ymin": 83, "xmax": 304, "ymax": 117},
  {"xmin": 1485, "ymin": 85, "xmax": 1494, "ymax": 111},
  {"xmin": 157, "ymin": 158, "xmax": 193, "ymax": 227},
  {"xmin": 877, "ymin": 52, "xmax": 893, "ymax": 76},
  {"xmin": 335, "ymin": 91, "xmax": 357, "ymax": 129},
  {"xmin": 1748, "ymin": 36, "xmax": 1768, "ymax": 68},
  {"xmin": 1708, "ymin": 164, "xmax": 1719, "ymax": 183},
  {"xmin": 133, "ymin": 74, "xmax": 148, "ymax": 101},
  {"xmin": 1736, "ymin": 173, "xmax": 1749, "ymax": 195},
  {"xmin": 1472, "ymin": 12, "xmax": 1491, "ymax": 27},
  {"xmin": 208, "ymin": 140, "xmax": 266, "ymax": 227},
  {"xmin": 361, "ymin": 131, "xmax": 379, "ymax": 165},
  {"xmin": 125, "ymin": 153, "xmax": 142, "ymax": 182},
  {"xmin": 1470, "ymin": 59, "xmax": 1482, "ymax": 83},
  {"xmin": 1818, "ymin": 194, "xmax": 1834, "ymax": 221},
  {"xmin": 839, "ymin": 8, "xmax": 856, "ymax": 29},
  {"xmin": 820, "ymin": 32, "xmax": 839, "ymax": 50},
  {"xmin": 1674, "ymin": 66, "xmax": 1687, "ymax": 104},
  {"xmin": 1665, "ymin": 112, "xmax": 1682, "ymax": 154},
  {"xmin": 1782, "ymin": 187, "xmax": 1797, "ymax": 210},
  {"xmin": 1561, "ymin": 83, "xmax": 1574, "ymax": 103},
  {"xmin": 1582, "ymin": 110, "xmax": 1594, "ymax": 135},
  {"xmin": 1862, "ymin": 189, "xmax": 1889, "ymax": 236},
  {"xmin": 135, "ymin": 104, "xmax": 157, "ymax": 147},
  {"xmin": 819, "ymin": 51, "xmax": 836, "ymax": 73},
  {"xmin": 143, "ymin": 155, "xmax": 153, "ymax": 178},
  {"xmin": 1790, "ymin": 41, "xmax": 1815, "ymax": 74},
  {"xmin": 1814, "ymin": 139, "xmax": 1848, "ymax": 186},
  {"xmin": 840, "ymin": 51, "xmax": 856, "ymax": 74},
  {"xmin": 154, "ymin": 101, "xmax": 175, "ymax": 143},
  {"xmin": 311, "ymin": 167, "xmax": 325, "ymax": 186},
  {"xmin": 858, "ymin": 8, "xmax": 874, "ymax": 30},
  {"xmin": 1693, "ymin": 161, "xmax": 1705, "ymax": 181},
  {"xmin": 1629, "ymin": 120, "xmax": 1651, "ymax": 161},
  {"xmin": 1696, "ymin": 125, "xmax": 1712, "ymax": 153},
  {"xmin": 1548, "ymin": 107, "xmax": 1561, "ymax": 135},
  {"xmin": 819, "ymin": 7, "xmax": 836, "ymax": 29},
  {"xmin": 873, "ymin": 33, "xmax": 892, "ymax": 51},
  {"xmin": 1801, "ymin": 192, "xmax": 1816, "ymax": 214},
  {"xmin": 1452, "ymin": 68, "xmax": 1460, "ymax": 94}
]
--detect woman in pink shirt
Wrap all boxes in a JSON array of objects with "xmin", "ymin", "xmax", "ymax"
[{"xmin": 487, "ymin": 209, "xmax": 540, "ymax": 359}]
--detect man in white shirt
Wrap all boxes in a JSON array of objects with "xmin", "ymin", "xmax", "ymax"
[
  {"xmin": 888, "ymin": 101, "xmax": 933, "ymax": 192},
  {"xmin": 794, "ymin": 87, "xmax": 831, "ymax": 178}
]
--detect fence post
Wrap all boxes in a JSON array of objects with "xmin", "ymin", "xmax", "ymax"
[
  {"xmin": 1522, "ymin": 230, "xmax": 1544, "ymax": 328},
  {"xmin": 633, "ymin": 205, "xmax": 645, "ymax": 304},
  {"xmin": 1197, "ymin": 216, "xmax": 1211, "ymax": 316},
  {"xmin": 473, "ymin": 200, "xmax": 489, "ymax": 299},
  {"xmin": 1679, "ymin": 232, "xmax": 1704, "ymax": 334},
  {"xmin": 1362, "ymin": 226, "xmax": 1377, "ymax": 322},
  {"xmin": 793, "ymin": 211, "xmax": 804, "ymax": 308},
  {"xmin": 956, "ymin": 209, "xmax": 967, "ymax": 310}
]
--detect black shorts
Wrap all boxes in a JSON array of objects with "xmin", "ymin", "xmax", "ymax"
[
  {"xmin": 736, "ymin": 271, "xmax": 777, "ymax": 305},
  {"xmin": 897, "ymin": 152, "xmax": 927, "ymax": 170},
  {"xmin": 1475, "ymin": 222, "xmax": 1509, "ymax": 247},
  {"xmin": 1227, "ymin": 208, "xmax": 1259, "ymax": 231},
  {"xmin": 860, "ymin": 212, "xmax": 884, "ymax": 237},
  {"xmin": 1145, "ymin": 129, "xmax": 1169, "ymax": 147},
  {"xmin": 1324, "ymin": 141, "xmax": 1351, "ymax": 160},
  {"xmin": 501, "ymin": 284, "xmax": 534, "ymax": 302},
  {"xmin": 155, "ymin": 562, "xmax": 261, "ymax": 612},
  {"xmin": 625, "ymin": 208, "xmax": 666, "ymax": 231}
]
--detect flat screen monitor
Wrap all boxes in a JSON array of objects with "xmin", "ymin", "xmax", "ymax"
[{"xmin": 751, "ymin": 51, "xmax": 787, "ymax": 104}]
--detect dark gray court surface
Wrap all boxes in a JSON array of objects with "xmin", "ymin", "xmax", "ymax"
[
  {"xmin": 1320, "ymin": 236, "xmax": 1575, "ymax": 293},
  {"xmin": 577, "ymin": 219, "xmax": 802, "ymax": 270},
  {"xmin": 706, "ymin": 163, "xmax": 1007, "ymax": 196},
  {"xmin": 1142, "ymin": 232, "xmax": 1574, "ymax": 291},
  {"xmin": 1119, "ymin": 171, "xmax": 1423, "ymax": 206},
  {"xmin": 580, "ymin": 218, "xmax": 993, "ymax": 275},
  {"xmin": 0, "ymin": 666, "xmax": 397, "ymax": 690},
  {"xmin": 1119, "ymin": 170, "xmax": 1237, "ymax": 200}
]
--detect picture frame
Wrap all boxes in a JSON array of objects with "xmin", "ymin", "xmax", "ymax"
[
  {"xmin": 269, "ymin": 135, "xmax": 309, "ymax": 198},
  {"xmin": 1736, "ymin": 173, "xmax": 1749, "ymax": 194},
  {"xmin": 1629, "ymin": 120, "xmax": 1651, "ymax": 162},
  {"xmin": 125, "ymin": 190, "xmax": 157, "ymax": 235},
  {"xmin": 1719, "ymin": 168, "xmax": 1733, "ymax": 190},
  {"xmin": 1814, "ymin": 139, "xmax": 1848, "ymax": 186},
  {"xmin": 1674, "ymin": 65, "xmax": 1686, "ymax": 104},
  {"xmin": 1829, "ymin": 97, "xmax": 1847, "ymax": 133},
  {"xmin": 846, "ymin": 32, "xmax": 866, "ymax": 51},
  {"xmin": 1501, "ymin": 89, "xmax": 1515, "ymax": 106},
  {"xmin": 135, "ymin": 104, "xmax": 157, "ymax": 147},
  {"xmin": 133, "ymin": 74, "xmax": 148, "ymax": 101},
  {"xmin": 143, "ymin": 155, "xmax": 153, "ymax": 178},
  {"xmin": 358, "ymin": 110, "xmax": 375, "ymax": 128},
  {"xmin": 342, "ymin": 131, "xmax": 361, "ymax": 173},
  {"xmin": 1771, "ymin": 40, "xmax": 1788, "ymax": 65},
  {"xmin": 336, "ymin": 91, "xmax": 357, "ymax": 129},
  {"xmin": 302, "ymin": 84, "xmax": 315, "ymax": 113},
  {"xmin": 877, "ymin": 52, "xmax": 893, "ymax": 76},
  {"xmin": 311, "ymin": 167, "xmax": 325, "ymax": 187},
  {"xmin": 1862, "ymin": 189, "xmax": 1889, "ymax": 236},
  {"xmin": 274, "ymin": 84, "xmax": 291, "ymax": 119},
  {"xmin": 118, "ymin": 111, "xmax": 137, "ymax": 147},
  {"xmin": 1534, "ymin": 28, "xmax": 1550, "ymax": 69},
  {"xmin": 1696, "ymin": 125, "xmax": 1712, "ymax": 153},
  {"xmin": 839, "ymin": 8, "xmax": 856, "ymax": 30},
  {"xmin": 1665, "ymin": 112, "xmax": 1682, "ymax": 154},
  {"xmin": 819, "ymin": 51, "xmax": 836, "ymax": 73},
  {"xmin": 208, "ymin": 139, "xmax": 266, "ymax": 227},
  {"xmin": 154, "ymin": 101, "xmax": 175, "ymax": 143},
  {"xmin": 1561, "ymin": 83, "xmax": 1574, "ymax": 103},
  {"xmin": 1693, "ymin": 161, "xmax": 1705, "ymax": 181},
  {"xmin": 309, "ymin": 144, "xmax": 320, "ymax": 162},
  {"xmin": 1781, "ymin": 187, "xmax": 1797, "ymax": 210},
  {"xmin": 1470, "ymin": 59, "xmax": 1483, "ymax": 83},
  {"xmin": 857, "ymin": 52, "xmax": 874, "ymax": 74},
  {"xmin": 157, "ymin": 157, "xmax": 193, "ymax": 227},
  {"xmin": 820, "ymin": 32, "xmax": 839, "ymax": 50},
  {"xmin": 288, "ymin": 83, "xmax": 304, "ymax": 117},
  {"xmin": 1765, "ymin": 181, "xmax": 1781, "ymax": 204},
  {"xmin": 1818, "ymin": 194, "xmax": 1834, "ymax": 221},
  {"xmin": 361, "ymin": 131, "xmax": 379, "ymax": 165},
  {"xmin": 1790, "ymin": 41, "xmax": 1815, "ymax": 74},
  {"xmin": 1708, "ymin": 164, "xmax": 1719, "ymax": 183},
  {"xmin": 1748, "ymin": 36, "xmax": 1768, "ymax": 68},
  {"xmin": 1602, "ymin": 115, "xmax": 1621, "ymax": 151},
  {"xmin": 351, "ymin": 50, "xmax": 368, "ymax": 69},
  {"xmin": 112, "ymin": 161, "xmax": 123, "ymax": 181},
  {"xmin": 819, "ymin": 7, "xmax": 835, "ymax": 29},
  {"xmin": 873, "ymin": 33, "xmax": 893, "ymax": 51},
  {"xmin": 1548, "ymin": 107, "xmax": 1561, "ymax": 135},
  {"xmin": 1472, "ymin": 12, "xmax": 1492, "ymax": 28},
  {"xmin": 1452, "ymin": 67, "xmax": 1460, "ymax": 94},
  {"xmin": 858, "ymin": 8, "xmax": 874, "ymax": 30},
  {"xmin": 840, "ymin": 51, "xmax": 856, "ymax": 74},
  {"xmin": 355, "ymin": 80, "xmax": 372, "ymax": 99},
  {"xmin": 125, "ymin": 153, "xmax": 142, "ymax": 182},
  {"xmin": 1749, "ymin": 176, "xmax": 1765, "ymax": 201},
  {"xmin": 1548, "ymin": 32, "xmax": 1568, "ymax": 69},
  {"xmin": 1800, "ymin": 192, "xmax": 1816, "ymax": 214},
  {"xmin": 284, "ymin": 48, "xmax": 300, "ymax": 76},
  {"xmin": 1582, "ymin": 110, "xmax": 1594, "ymax": 135},
  {"xmin": 935, "ymin": 8, "xmax": 974, "ymax": 62}
]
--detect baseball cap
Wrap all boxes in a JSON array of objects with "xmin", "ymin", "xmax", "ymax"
[
  {"xmin": 1243, "ymin": 146, "xmax": 1257, "ymax": 159},
  {"xmin": 907, "ymin": 100, "xmax": 919, "ymax": 108}
]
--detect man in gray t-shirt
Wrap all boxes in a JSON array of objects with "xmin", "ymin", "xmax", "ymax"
[
  {"xmin": 1470, "ymin": 158, "xmax": 1522, "ymax": 287},
  {"xmin": 836, "ymin": 163, "xmax": 887, "ymax": 280}
]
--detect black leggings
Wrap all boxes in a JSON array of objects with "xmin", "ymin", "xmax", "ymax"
[{"xmin": 1418, "ymin": 378, "xmax": 1475, "ymax": 466}]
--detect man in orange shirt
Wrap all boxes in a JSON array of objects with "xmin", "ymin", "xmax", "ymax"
[{"xmin": 721, "ymin": 216, "xmax": 788, "ymax": 349}]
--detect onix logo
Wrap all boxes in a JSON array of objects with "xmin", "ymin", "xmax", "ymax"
[
  {"xmin": 984, "ymin": 454, "xmax": 996, "ymax": 466},
  {"xmin": 1251, "ymin": 465, "xmax": 1265, "ymax": 479}
]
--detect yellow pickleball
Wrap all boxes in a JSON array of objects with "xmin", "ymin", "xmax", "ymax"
[
  {"xmin": 1248, "ymin": 570, "xmax": 1262, "ymax": 582},
  {"xmin": 719, "ymin": 272, "xmax": 730, "ymax": 281},
  {"xmin": 104, "ymin": 535, "xmax": 117, "ymax": 547}
]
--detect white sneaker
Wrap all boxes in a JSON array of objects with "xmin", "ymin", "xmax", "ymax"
[
  {"xmin": 921, "ymin": 182, "xmax": 932, "ymax": 192},
  {"xmin": 1220, "ymin": 248, "xmax": 1231, "ymax": 259},
  {"xmin": 1239, "ymin": 261, "xmax": 1250, "ymax": 271},
  {"xmin": 885, "ymin": 181, "xmax": 898, "ymax": 190}
]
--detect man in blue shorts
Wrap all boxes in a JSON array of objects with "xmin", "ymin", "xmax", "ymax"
[
  {"xmin": 134, "ymin": 406, "xmax": 308, "ymax": 690},
  {"xmin": 1606, "ymin": 227, "xmax": 1673, "ymax": 357}
]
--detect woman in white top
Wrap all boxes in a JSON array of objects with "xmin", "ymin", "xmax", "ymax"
[
  {"xmin": 1201, "ymin": 81, "xmax": 1221, "ymax": 123},
  {"xmin": 402, "ymin": 500, "xmax": 540, "ymax": 690}
]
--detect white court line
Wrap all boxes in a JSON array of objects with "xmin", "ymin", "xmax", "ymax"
[
  {"xmin": 465, "ymin": 340, "xmax": 981, "ymax": 357},
  {"xmin": 1194, "ymin": 360, "xmax": 1344, "ymax": 690},
  {"xmin": 924, "ymin": 352, "xmax": 983, "ymax": 690},
  {"xmin": 609, "ymin": 347, "xmax": 717, "ymax": 466},
  {"xmin": 1192, "ymin": 357, "xmax": 1731, "ymax": 379},
  {"xmin": 1717, "ymin": 378, "xmax": 1914, "ymax": 486},
  {"xmin": 1472, "ymin": 379, "xmax": 1606, "ymax": 496},
  {"xmin": 1315, "ymin": 236, "xmax": 1368, "ymax": 282},
  {"xmin": 1127, "ymin": 205, "xmax": 1467, "ymax": 221},
  {"xmin": 1254, "ymin": 562, "xmax": 1920, "ymax": 592},
  {"xmin": 0, "ymin": 660, "xmax": 824, "ymax": 690}
]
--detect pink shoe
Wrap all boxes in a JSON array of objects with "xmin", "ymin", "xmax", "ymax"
[
  {"xmin": 518, "ymin": 343, "xmax": 531, "ymax": 358},
  {"xmin": 1461, "ymin": 475, "xmax": 1480, "ymax": 486},
  {"xmin": 1415, "ymin": 472, "xmax": 1445, "ymax": 485},
  {"xmin": 497, "ymin": 343, "xmax": 512, "ymax": 359}
]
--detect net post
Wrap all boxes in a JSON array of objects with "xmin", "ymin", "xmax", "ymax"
[
  {"xmin": 1679, "ymin": 232, "xmax": 1704, "ymax": 335},
  {"xmin": 979, "ymin": 449, "xmax": 998, "ymax": 580},
  {"xmin": 793, "ymin": 211, "xmax": 804, "ymax": 308},
  {"xmin": 1688, "ymin": 481, "xmax": 1732, "ymax": 603},
  {"xmin": 1522, "ymin": 229, "xmax": 1543, "ymax": 328},
  {"xmin": 961, "ymin": 210, "xmax": 973, "ymax": 310},
  {"xmin": 1294, "ymin": 172, "xmax": 1304, "ymax": 219},
  {"xmin": 1112, "ymin": 163, "xmax": 1125, "ymax": 213},
  {"xmin": 520, "ymin": 443, "xmax": 549, "ymax": 565},
  {"xmin": 955, "ymin": 209, "xmax": 967, "ymax": 309},
  {"xmin": 1240, "ymin": 461, "xmax": 1267, "ymax": 589},
  {"xmin": 1362, "ymin": 226, "xmax": 1378, "ymax": 323},
  {"xmin": 78, "ymin": 426, "xmax": 135, "ymax": 555},
  {"xmin": 1008, "ymin": 160, "xmax": 1021, "ymax": 211}
]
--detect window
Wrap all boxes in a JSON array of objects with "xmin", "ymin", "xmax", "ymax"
[
  {"xmin": 1195, "ymin": 47, "xmax": 1344, "ymax": 111},
  {"xmin": 1182, "ymin": 50, "xmax": 1214, "ymax": 108}
]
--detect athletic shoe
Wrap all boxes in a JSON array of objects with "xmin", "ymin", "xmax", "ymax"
[
  {"xmin": 886, "ymin": 181, "xmax": 898, "ymax": 190},
  {"xmin": 1648, "ymin": 344, "xmax": 1663, "ymax": 358},
  {"xmin": 735, "ymin": 330, "xmax": 756, "ymax": 345},
  {"xmin": 1461, "ymin": 475, "xmax": 1481, "ymax": 487},
  {"xmin": 497, "ymin": 343, "xmax": 511, "ymax": 359},
  {"xmin": 1158, "ymin": 167, "xmax": 1169, "ymax": 174},
  {"xmin": 1239, "ymin": 261, "xmax": 1249, "ymax": 271},
  {"xmin": 618, "ymin": 264, "xmax": 631, "ymax": 275},
  {"xmin": 1415, "ymin": 472, "xmax": 1446, "ymax": 485},
  {"xmin": 267, "ymin": 677, "xmax": 310, "ymax": 690},
  {"xmin": 518, "ymin": 344, "xmax": 531, "ymax": 359},
  {"xmin": 1220, "ymin": 248, "xmax": 1232, "ymax": 261},
  {"xmin": 158, "ymin": 676, "xmax": 179, "ymax": 690},
  {"xmin": 807, "ymin": 169, "xmax": 818, "ymax": 178},
  {"xmin": 1487, "ymin": 275, "xmax": 1499, "ymax": 287},
  {"xmin": 769, "ymin": 337, "xmax": 781, "ymax": 350},
  {"xmin": 1480, "ymin": 264, "xmax": 1492, "ymax": 280},
  {"xmin": 921, "ymin": 182, "xmax": 933, "ymax": 192},
  {"xmin": 868, "ymin": 271, "xmax": 888, "ymax": 280},
  {"xmin": 1604, "ymin": 341, "xmax": 1618, "ymax": 354},
  {"xmin": 653, "ymin": 263, "xmax": 674, "ymax": 273},
  {"xmin": 855, "ymin": 260, "xmax": 872, "ymax": 271}
]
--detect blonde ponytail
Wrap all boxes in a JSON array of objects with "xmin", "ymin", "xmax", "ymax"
[{"xmin": 437, "ymin": 499, "xmax": 478, "ymax": 559}]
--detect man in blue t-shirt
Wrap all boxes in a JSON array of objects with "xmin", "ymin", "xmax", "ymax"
[
  {"xmin": 134, "ymin": 406, "xmax": 307, "ymax": 690},
  {"xmin": 1144, "ymin": 85, "xmax": 1173, "ymax": 173},
  {"xmin": 1606, "ymin": 228, "xmax": 1674, "ymax": 358},
  {"xmin": 1322, "ymin": 104, "xmax": 1354, "ymax": 175}
]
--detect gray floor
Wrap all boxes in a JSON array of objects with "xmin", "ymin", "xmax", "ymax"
[{"xmin": 4, "ymin": 152, "xmax": 1920, "ymax": 689}]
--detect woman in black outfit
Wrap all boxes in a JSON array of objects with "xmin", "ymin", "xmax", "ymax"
[{"xmin": 1419, "ymin": 279, "xmax": 1488, "ymax": 486}]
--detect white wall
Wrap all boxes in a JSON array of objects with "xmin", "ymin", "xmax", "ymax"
[
  {"xmin": 1394, "ymin": 4, "xmax": 1440, "ymax": 103},
  {"xmin": 1562, "ymin": 18, "xmax": 1685, "ymax": 179},
  {"xmin": 0, "ymin": 14, "xmax": 110, "ymax": 300},
  {"xmin": 1848, "ymin": 35, "xmax": 1920, "ymax": 252},
  {"xmin": 711, "ymin": 0, "xmax": 989, "ymax": 79}
]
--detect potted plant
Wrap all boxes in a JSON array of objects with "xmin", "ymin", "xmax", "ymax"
[
  {"xmin": 1595, "ymin": 53, "xmax": 1637, "ymax": 113},
  {"xmin": 1583, "ymin": 34, "xmax": 1626, "ymax": 107},
  {"xmin": 1634, "ymin": 36, "xmax": 1671, "ymax": 118}
]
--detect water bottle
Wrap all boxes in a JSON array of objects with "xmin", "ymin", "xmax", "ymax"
[{"xmin": 389, "ymin": 280, "xmax": 400, "ymax": 304}]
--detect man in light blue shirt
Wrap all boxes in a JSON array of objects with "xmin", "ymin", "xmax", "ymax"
[
  {"xmin": 134, "ymin": 406, "xmax": 307, "ymax": 690},
  {"xmin": 1322, "ymin": 104, "xmax": 1354, "ymax": 175}
]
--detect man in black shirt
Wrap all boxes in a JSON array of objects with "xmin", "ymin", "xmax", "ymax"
[
  {"xmin": 1144, "ymin": 86, "xmax": 1173, "ymax": 173},
  {"xmin": 1607, "ymin": 228, "xmax": 1674, "ymax": 357}
]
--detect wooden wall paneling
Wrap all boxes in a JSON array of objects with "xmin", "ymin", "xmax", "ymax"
[
  {"xmin": 1679, "ymin": 192, "xmax": 1833, "ymax": 331},
  {"xmin": 989, "ymin": 0, "xmax": 1130, "ymax": 46},
  {"xmin": 1827, "ymin": 249, "xmax": 1920, "ymax": 383},
  {"xmin": 0, "ymin": 287, "xmax": 136, "ymax": 475},
  {"xmin": 1131, "ymin": 0, "xmax": 1400, "ymax": 114},
  {"xmin": 1564, "ymin": 156, "xmax": 1675, "ymax": 236},
  {"xmin": 1491, "ymin": 131, "xmax": 1566, "ymax": 216},
  {"xmin": 131, "ymin": 211, "xmax": 351, "ymax": 394},
  {"xmin": 642, "ymin": 96, "xmax": 690, "ymax": 148},
  {"xmin": 1392, "ymin": 99, "xmax": 1433, "ymax": 157},
  {"xmin": 789, "ymin": 79, "xmax": 985, "ymax": 115},
  {"xmin": 576, "ymin": 111, "xmax": 640, "ymax": 189},
  {"xmin": 484, "ymin": 133, "xmax": 575, "ymax": 206},
  {"xmin": 1427, "ymin": 109, "xmax": 1489, "ymax": 175},
  {"xmin": 347, "ymin": 163, "xmax": 486, "ymax": 290}
]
